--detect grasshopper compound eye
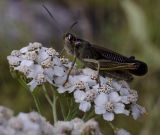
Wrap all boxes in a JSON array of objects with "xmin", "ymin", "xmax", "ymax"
[{"xmin": 65, "ymin": 33, "xmax": 76, "ymax": 43}]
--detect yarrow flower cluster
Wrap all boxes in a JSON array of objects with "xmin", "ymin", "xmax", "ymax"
[
  {"xmin": 7, "ymin": 42, "xmax": 71, "ymax": 91},
  {"xmin": 7, "ymin": 42, "xmax": 146, "ymax": 122},
  {"xmin": 0, "ymin": 106, "xmax": 102, "ymax": 135}
]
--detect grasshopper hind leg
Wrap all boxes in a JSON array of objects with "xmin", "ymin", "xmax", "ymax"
[{"xmin": 101, "ymin": 71, "xmax": 134, "ymax": 82}]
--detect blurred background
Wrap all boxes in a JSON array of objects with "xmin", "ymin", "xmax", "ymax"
[{"xmin": 0, "ymin": 0, "xmax": 160, "ymax": 134}]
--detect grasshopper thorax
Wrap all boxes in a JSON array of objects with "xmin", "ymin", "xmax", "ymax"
[{"xmin": 63, "ymin": 33, "xmax": 77, "ymax": 55}]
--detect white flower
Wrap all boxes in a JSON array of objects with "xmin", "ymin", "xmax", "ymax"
[
  {"xmin": 57, "ymin": 85, "xmax": 75, "ymax": 93},
  {"xmin": 27, "ymin": 73, "xmax": 47, "ymax": 91},
  {"xmin": 53, "ymin": 66, "xmax": 66, "ymax": 77},
  {"xmin": 53, "ymin": 121, "xmax": 73, "ymax": 134},
  {"xmin": 131, "ymin": 104, "xmax": 146, "ymax": 120},
  {"xmin": 74, "ymin": 89, "xmax": 97, "ymax": 112},
  {"xmin": 60, "ymin": 57, "xmax": 73, "ymax": 68},
  {"xmin": 37, "ymin": 47, "xmax": 50, "ymax": 63},
  {"xmin": 20, "ymin": 46, "xmax": 28, "ymax": 53},
  {"xmin": 8, "ymin": 117, "xmax": 24, "ymax": 130},
  {"xmin": 82, "ymin": 68, "xmax": 97, "ymax": 76},
  {"xmin": 43, "ymin": 68, "xmax": 55, "ymax": 82},
  {"xmin": 54, "ymin": 75, "xmax": 67, "ymax": 86},
  {"xmin": 22, "ymin": 51, "xmax": 38, "ymax": 61},
  {"xmin": 11, "ymin": 50, "xmax": 21, "ymax": 57},
  {"xmin": 121, "ymin": 89, "xmax": 138, "ymax": 104},
  {"xmin": 20, "ymin": 59, "xmax": 34, "ymax": 67},
  {"xmin": 97, "ymin": 84, "xmax": 114, "ymax": 94},
  {"xmin": 27, "ymin": 42, "xmax": 42, "ymax": 51},
  {"xmin": 82, "ymin": 119, "xmax": 102, "ymax": 135},
  {"xmin": 70, "ymin": 75, "xmax": 97, "ymax": 87},
  {"xmin": 71, "ymin": 118, "xmax": 84, "ymax": 135},
  {"xmin": 53, "ymin": 56, "xmax": 61, "ymax": 66},
  {"xmin": 112, "ymin": 80, "xmax": 130, "ymax": 91},
  {"xmin": 14, "ymin": 65, "xmax": 31, "ymax": 76},
  {"xmin": 117, "ymin": 128, "xmax": 131, "ymax": 135},
  {"xmin": 17, "ymin": 113, "xmax": 39, "ymax": 131},
  {"xmin": 46, "ymin": 47, "xmax": 59, "ymax": 56},
  {"xmin": 27, "ymin": 64, "xmax": 43, "ymax": 79},
  {"xmin": 7, "ymin": 56, "xmax": 21, "ymax": 66},
  {"xmin": 41, "ymin": 57, "xmax": 54, "ymax": 68},
  {"xmin": 95, "ymin": 92, "xmax": 128, "ymax": 121}
]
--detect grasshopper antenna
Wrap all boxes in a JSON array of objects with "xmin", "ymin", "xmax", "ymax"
[
  {"xmin": 41, "ymin": 1, "xmax": 63, "ymax": 35},
  {"xmin": 66, "ymin": 21, "xmax": 78, "ymax": 34},
  {"xmin": 70, "ymin": 21, "xmax": 78, "ymax": 30}
]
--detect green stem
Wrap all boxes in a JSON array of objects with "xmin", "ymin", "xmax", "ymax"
[
  {"xmin": 53, "ymin": 91, "xmax": 58, "ymax": 123},
  {"xmin": 82, "ymin": 112, "xmax": 88, "ymax": 120},
  {"xmin": 108, "ymin": 122, "xmax": 118, "ymax": 134},
  {"xmin": 66, "ymin": 108, "xmax": 71, "ymax": 120},
  {"xmin": 66, "ymin": 105, "xmax": 79, "ymax": 120},
  {"xmin": 31, "ymin": 92, "xmax": 41, "ymax": 114},
  {"xmin": 42, "ymin": 85, "xmax": 52, "ymax": 106},
  {"xmin": 82, "ymin": 108, "xmax": 95, "ymax": 121},
  {"xmin": 59, "ymin": 97, "xmax": 66, "ymax": 120}
]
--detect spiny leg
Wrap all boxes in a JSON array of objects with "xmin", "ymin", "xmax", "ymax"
[
  {"xmin": 83, "ymin": 59, "xmax": 101, "ymax": 86},
  {"xmin": 63, "ymin": 56, "xmax": 76, "ymax": 86}
]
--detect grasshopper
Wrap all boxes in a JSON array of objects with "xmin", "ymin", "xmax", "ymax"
[
  {"xmin": 42, "ymin": 4, "xmax": 148, "ymax": 86},
  {"xmin": 62, "ymin": 33, "xmax": 148, "ymax": 85}
]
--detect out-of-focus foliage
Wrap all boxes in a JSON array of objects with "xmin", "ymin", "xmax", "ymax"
[{"xmin": 0, "ymin": 0, "xmax": 160, "ymax": 134}]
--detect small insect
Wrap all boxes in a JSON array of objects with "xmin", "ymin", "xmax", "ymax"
[
  {"xmin": 63, "ymin": 33, "xmax": 147, "ymax": 83},
  {"xmin": 42, "ymin": 4, "xmax": 148, "ymax": 85}
]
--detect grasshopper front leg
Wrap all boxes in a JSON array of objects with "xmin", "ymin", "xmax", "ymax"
[{"xmin": 63, "ymin": 56, "xmax": 76, "ymax": 86}]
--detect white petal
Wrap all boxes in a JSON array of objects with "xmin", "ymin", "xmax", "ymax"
[
  {"xmin": 117, "ymin": 129, "xmax": 131, "ymax": 135},
  {"xmin": 53, "ymin": 66, "xmax": 65, "ymax": 77},
  {"xmin": 120, "ymin": 88, "xmax": 130, "ymax": 96},
  {"xmin": 94, "ymin": 93, "xmax": 108, "ymax": 106},
  {"xmin": 79, "ymin": 76, "xmax": 96, "ymax": 86},
  {"xmin": 44, "ymin": 68, "xmax": 55, "ymax": 80},
  {"xmin": 82, "ymin": 68, "xmax": 96, "ymax": 76},
  {"xmin": 112, "ymin": 81, "xmax": 122, "ymax": 91},
  {"xmin": 121, "ymin": 96, "xmax": 130, "ymax": 104},
  {"xmin": 45, "ymin": 76, "xmax": 54, "ymax": 85},
  {"xmin": 54, "ymin": 76, "xmax": 66, "ymax": 85},
  {"xmin": 7, "ymin": 56, "xmax": 21, "ymax": 66},
  {"xmin": 53, "ymin": 57, "xmax": 61, "ymax": 66},
  {"xmin": 67, "ymin": 85, "xmax": 77, "ymax": 93},
  {"xmin": 20, "ymin": 47, "xmax": 28, "ymax": 53},
  {"xmin": 57, "ymin": 85, "xmax": 75, "ymax": 93},
  {"xmin": 109, "ymin": 92, "xmax": 121, "ymax": 103},
  {"xmin": 28, "ymin": 65, "xmax": 43, "ymax": 78},
  {"xmin": 32, "ymin": 65, "xmax": 43, "ymax": 73},
  {"xmin": 95, "ymin": 106, "xmax": 106, "ymax": 114},
  {"xmin": 37, "ymin": 49, "xmax": 49, "ymax": 63},
  {"xmin": 27, "ymin": 80, "xmax": 37, "ymax": 91},
  {"xmin": 131, "ymin": 104, "xmax": 146, "ymax": 120},
  {"xmin": 20, "ymin": 60, "xmax": 34, "ymax": 67},
  {"xmin": 103, "ymin": 112, "xmax": 114, "ymax": 121},
  {"xmin": 79, "ymin": 101, "xmax": 91, "ymax": 112},
  {"xmin": 74, "ymin": 90, "xmax": 86, "ymax": 102},
  {"xmin": 68, "ymin": 76, "xmax": 78, "ymax": 84},
  {"xmin": 114, "ymin": 103, "xmax": 125, "ymax": 114},
  {"xmin": 63, "ymin": 62, "xmax": 72, "ymax": 68},
  {"xmin": 99, "ymin": 76, "xmax": 107, "ymax": 85},
  {"xmin": 57, "ymin": 86, "xmax": 68, "ymax": 93}
]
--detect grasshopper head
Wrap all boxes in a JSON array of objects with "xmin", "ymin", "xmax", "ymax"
[
  {"xmin": 64, "ymin": 33, "xmax": 76, "ymax": 43},
  {"xmin": 63, "ymin": 33, "xmax": 76, "ymax": 55}
]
